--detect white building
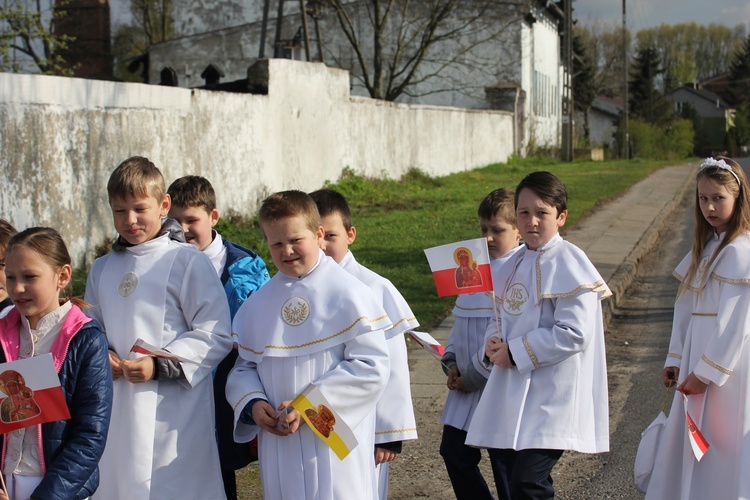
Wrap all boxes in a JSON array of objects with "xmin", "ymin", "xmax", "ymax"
[{"xmin": 148, "ymin": 0, "xmax": 566, "ymax": 154}]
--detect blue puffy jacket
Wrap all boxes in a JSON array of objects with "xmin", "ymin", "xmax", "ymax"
[
  {"xmin": 0, "ymin": 305, "xmax": 113, "ymax": 500},
  {"xmin": 216, "ymin": 239, "xmax": 270, "ymax": 470}
]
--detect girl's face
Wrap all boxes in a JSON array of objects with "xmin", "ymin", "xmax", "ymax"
[
  {"xmin": 516, "ymin": 188, "xmax": 567, "ymax": 251},
  {"xmin": 698, "ymin": 177, "xmax": 736, "ymax": 234},
  {"xmin": 4, "ymin": 247, "xmax": 71, "ymax": 330}
]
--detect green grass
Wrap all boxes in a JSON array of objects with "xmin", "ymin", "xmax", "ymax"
[
  {"xmin": 70, "ymin": 157, "xmax": 673, "ymax": 330},
  {"xmin": 218, "ymin": 157, "xmax": 673, "ymax": 332}
]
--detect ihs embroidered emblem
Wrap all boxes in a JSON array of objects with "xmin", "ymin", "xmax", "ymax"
[
  {"xmin": 503, "ymin": 283, "xmax": 529, "ymax": 316},
  {"xmin": 118, "ymin": 272, "xmax": 138, "ymax": 298},
  {"xmin": 281, "ymin": 297, "xmax": 310, "ymax": 326}
]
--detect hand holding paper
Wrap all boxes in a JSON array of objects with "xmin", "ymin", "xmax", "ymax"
[
  {"xmin": 129, "ymin": 338, "xmax": 207, "ymax": 367},
  {"xmin": 275, "ymin": 401, "xmax": 301, "ymax": 434}
]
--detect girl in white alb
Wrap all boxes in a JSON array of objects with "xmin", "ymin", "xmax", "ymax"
[{"xmin": 646, "ymin": 157, "xmax": 750, "ymax": 500}]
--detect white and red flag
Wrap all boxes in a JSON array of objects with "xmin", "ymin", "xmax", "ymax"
[
  {"xmin": 683, "ymin": 394, "xmax": 709, "ymax": 461},
  {"xmin": 129, "ymin": 338, "xmax": 205, "ymax": 366},
  {"xmin": 407, "ymin": 331, "xmax": 446, "ymax": 357},
  {"xmin": 0, "ymin": 354, "xmax": 70, "ymax": 433},
  {"xmin": 424, "ymin": 238, "xmax": 494, "ymax": 297}
]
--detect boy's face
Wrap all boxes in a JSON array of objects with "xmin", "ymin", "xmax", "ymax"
[
  {"xmin": 480, "ymin": 213, "xmax": 521, "ymax": 259},
  {"xmin": 169, "ymin": 205, "xmax": 219, "ymax": 251},
  {"xmin": 262, "ymin": 216, "xmax": 324, "ymax": 278},
  {"xmin": 110, "ymin": 193, "xmax": 171, "ymax": 246},
  {"xmin": 516, "ymin": 188, "xmax": 567, "ymax": 251},
  {"xmin": 319, "ymin": 213, "xmax": 356, "ymax": 264}
]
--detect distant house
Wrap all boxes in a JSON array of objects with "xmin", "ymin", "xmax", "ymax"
[
  {"xmin": 146, "ymin": 0, "xmax": 569, "ymax": 155},
  {"xmin": 576, "ymin": 95, "xmax": 622, "ymax": 154},
  {"xmin": 669, "ymin": 84, "xmax": 733, "ymax": 156}
]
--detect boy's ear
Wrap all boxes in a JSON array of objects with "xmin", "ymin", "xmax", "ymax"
[
  {"xmin": 160, "ymin": 194, "xmax": 171, "ymax": 217},
  {"xmin": 347, "ymin": 225, "xmax": 357, "ymax": 245},
  {"xmin": 557, "ymin": 209, "xmax": 568, "ymax": 227},
  {"xmin": 210, "ymin": 208, "xmax": 220, "ymax": 228},
  {"xmin": 57, "ymin": 264, "xmax": 72, "ymax": 290},
  {"xmin": 315, "ymin": 225, "xmax": 325, "ymax": 241}
]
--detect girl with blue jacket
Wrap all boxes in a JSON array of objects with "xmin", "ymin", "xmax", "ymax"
[{"xmin": 0, "ymin": 227, "xmax": 112, "ymax": 500}]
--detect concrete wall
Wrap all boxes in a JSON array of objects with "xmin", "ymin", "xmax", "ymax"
[{"xmin": 0, "ymin": 58, "xmax": 514, "ymax": 266}]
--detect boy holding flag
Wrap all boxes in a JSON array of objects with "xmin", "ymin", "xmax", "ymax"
[
  {"xmin": 226, "ymin": 190, "xmax": 391, "ymax": 499},
  {"xmin": 426, "ymin": 188, "xmax": 521, "ymax": 500}
]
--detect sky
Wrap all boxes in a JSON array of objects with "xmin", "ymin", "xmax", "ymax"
[{"xmin": 573, "ymin": 0, "xmax": 750, "ymax": 31}]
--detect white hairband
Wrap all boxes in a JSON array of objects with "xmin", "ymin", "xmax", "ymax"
[{"xmin": 700, "ymin": 157, "xmax": 741, "ymax": 186}]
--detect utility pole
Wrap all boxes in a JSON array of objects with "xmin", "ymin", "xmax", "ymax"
[
  {"xmin": 259, "ymin": 0, "xmax": 271, "ymax": 58},
  {"xmin": 623, "ymin": 0, "xmax": 629, "ymax": 159},
  {"xmin": 298, "ymin": 0, "xmax": 311, "ymax": 61},
  {"xmin": 562, "ymin": 0, "xmax": 574, "ymax": 162}
]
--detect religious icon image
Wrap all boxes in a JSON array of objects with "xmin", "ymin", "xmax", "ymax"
[
  {"xmin": 0, "ymin": 370, "xmax": 42, "ymax": 423},
  {"xmin": 453, "ymin": 247, "xmax": 483, "ymax": 288},
  {"xmin": 305, "ymin": 404, "xmax": 336, "ymax": 438}
]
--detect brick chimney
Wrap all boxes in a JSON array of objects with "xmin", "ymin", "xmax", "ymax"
[{"xmin": 54, "ymin": 0, "xmax": 113, "ymax": 79}]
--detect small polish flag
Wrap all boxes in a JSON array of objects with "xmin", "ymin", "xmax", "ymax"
[
  {"xmin": 0, "ymin": 354, "xmax": 70, "ymax": 434},
  {"xmin": 407, "ymin": 331, "xmax": 446, "ymax": 357},
  {"xmin": 424, "ymin": 238, "xmax": 494, "ymax": 297},
  {"xmin": 291, "ymin": 383, "xmax": 358, "ymax": 460},
  {"xmin": 683, "ymin": 394, "xmax": 709, "ymax": 461}
]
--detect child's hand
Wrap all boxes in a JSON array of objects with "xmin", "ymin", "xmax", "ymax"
[
  {"xmin": 109, "ymin": 350, "xmax": 123, "ymax": 380},
  {"xmin": 375, "ymin": 447, "xmax": 398, "ymax": 464},
  {"xmin": 486, "ymin": 336, "xmax": 502, "ymax": 357},
  {"xmin": 661, "ymin": 366, "xmax": 680, "ymax": 387},
  {"xmin": 250, "ymin": 400, "xmax": 282, "ymax": 435},
  {"xmin": 446, "ymin": 365, "xmax": 460, "ymax": 390},
  {"xmin": 489, "ymin": 342, "xmax": 513, "ymax": 368},
  {"xmin": 677, "ymin": 372, "xmax": 708, "ymax": 396},
  {"xmin": 276, "ymin": 401, "xmax": 301, "ymax": 435},
  {"xmin": 121, "ymin": 357, "xmax": 155, "ymax": 383},
  {"xmin": 0, "ymin": 487, "xmax": 8, "ymax": 500}
]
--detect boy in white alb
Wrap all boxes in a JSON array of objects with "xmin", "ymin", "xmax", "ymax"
[
  {"xmin": 440, "ymin": 188, "xmax": 521, "ymax": 500},
  {"xmin": 310, "ymin": 188, "xmax": 418, "ymax": 500},
  {"xmin": 466, "ymin": 171, "xmax": 610, "ymax": 499},
  {"xmin": 85, "ymin": 156, "xmax": 233, "ymax": 499},
  {"xmin": 226, "ymin": 190, "xmax": 391, "ymax": 499}
]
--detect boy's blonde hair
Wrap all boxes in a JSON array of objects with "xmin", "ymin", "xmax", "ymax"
[
  {"xmin": 478, "ymin": 188, "xmax": 516, "ymax": 226},
  {"xmin": 167, "ymin": 176, "xmax": 217, "ymax": 213},
  {"xmin": 107, "ymin": 156, "xmax": 166, "ymax": 203},
  {"xmin": 258, "ymin": 190, "xmax": 322, "ymax": 237}
]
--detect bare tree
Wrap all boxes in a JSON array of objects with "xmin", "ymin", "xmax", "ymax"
[
  {"xmin": 112, "ymin": 0, "xmax": 174, "ymax": 81},
  {"xmin": 320, "ymin": 0, "xmax": 524, "ymax": 102},
  {"xmin": 0, "ymin": 0, "xmax": 75, "ymax": 74}
]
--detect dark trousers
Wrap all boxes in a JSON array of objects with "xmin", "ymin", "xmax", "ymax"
[
  {"xmin": 440, "ymin": 425, "xmax": 512, "ymax": 500},
  {"xmin": 488, "ymin": 448, "xmax": 564, "ymax": 500}
]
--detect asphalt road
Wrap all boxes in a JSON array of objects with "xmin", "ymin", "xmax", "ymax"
[{"xmin": 554, "ymin": 157, "xmax": 750, "ymax": 499}]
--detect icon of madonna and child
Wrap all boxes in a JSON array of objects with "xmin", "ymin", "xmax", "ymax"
[
  {"xmin": 453, "ymin": 247, "xmax": 484, "ymax": 289},
  {"xmin": 0, "ymin": 370, "xmax": 41, "ymax": 423}
]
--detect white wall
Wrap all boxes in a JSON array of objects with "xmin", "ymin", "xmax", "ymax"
[{"xmin": 0, "ymin": 58, "xmax": 514, "ymax": 266}]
